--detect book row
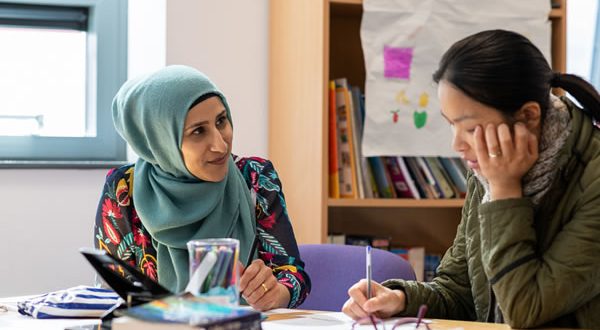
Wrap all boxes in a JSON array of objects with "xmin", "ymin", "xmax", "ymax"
[{"xmin": 329, "ymin": 78, "xmax": 468, "ymax": 199}]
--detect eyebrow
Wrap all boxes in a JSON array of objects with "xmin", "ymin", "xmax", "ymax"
[
  {"xmin": 184, "ymin": 110, "xmax": 227, "ymax": 131},
  {"xmin": 439, "ymin": 111, "xmax": 477, "ymax": 123}
]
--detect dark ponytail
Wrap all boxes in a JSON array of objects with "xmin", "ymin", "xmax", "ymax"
[
  {"xmin": 434, "ymin": 29, "xmax": 600, "ymax": 122},
  {"xmin": 551, "ymin": 72, "xmax": 600, "ymax": 121}
]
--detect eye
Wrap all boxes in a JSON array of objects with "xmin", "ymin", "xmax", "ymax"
[
  {"xmin": 192, "ymin": 126, "xmax": 205, "ymax": 135},
  {"xmin": 216, "ymin": 115, "xmax": 228, "ymax": 128}
]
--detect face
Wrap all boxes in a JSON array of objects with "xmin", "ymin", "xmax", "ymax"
[
  {"xmin": 181, "ymin": 96, "xmax": 232, "ymax": 182},
  {"xmin": 438, "ymin": 80, "xmax": 512, "ymax": 171}
]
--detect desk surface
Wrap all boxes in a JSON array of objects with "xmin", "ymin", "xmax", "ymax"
[{"xmin": 0, "ymin": 297, "xmax": 577, "ymax": 330}]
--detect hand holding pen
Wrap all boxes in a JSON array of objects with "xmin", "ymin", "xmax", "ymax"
[
  {"xmin": 238, "ymin": 235, "xmax": 290, "ymax": 311},
  {"xmin": 342, "ymin": 246, "xmax": 408, "ymax": 320}
]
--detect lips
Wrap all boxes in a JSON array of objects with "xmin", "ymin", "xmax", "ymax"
[
  {"xmin": 465, "ymin": 159, "xmax": 479, "ymax": 169},
  {"xmin": 208, "ymin": 154, "xmax": 228, "ymax": 165}
]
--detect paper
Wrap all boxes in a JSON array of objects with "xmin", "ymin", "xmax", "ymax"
[{"xmin": 261, "ymin": 311, "xmax": 427, "ymax": 330}]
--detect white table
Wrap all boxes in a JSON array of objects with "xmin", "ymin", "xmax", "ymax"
[{"xmin": 0, "ymin": 296, "xmax": 516, "ymax": 330}]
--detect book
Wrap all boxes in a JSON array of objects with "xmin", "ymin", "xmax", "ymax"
[
  {"xmin": 397, "ymin": 157, "xmax": 421, "ymax": 199},
  {"xmin": 439, "ymin": 157, "xmax": 467, "ymax": 197},
  {"xmin": 351, "ymin": 85, "xmax": 371, "ymax": 199},
  {"xmin": 368, "ymin": 157, "xmax": 394, "ymax": 198},
  {"xmin": 345, "ymin": 234, "xmax": 372, "ymax": 246},
  {"xmin": 383, "ymin": 157, "xmax": 415, "ymax": 198},
  {"xmin": 365, "ymin": 159, "xmax": 380, "ymax": 198},
  {"xmin": 110, "ymin": 295, "xmax": 261, "ymax": 330},
  {"xmin": 334, "ymin": 79, "xmax": 358, "ymax": 198},
  {"xmin": 424, "ymin": 157, "xmax": 456, "ymax": 199},
  {"xmin": 328, "ymin": 81, "xmax": 340, "ymax": 198},
  {"xmin": 391, "ymin": 247, "xmax": 425, "ymax": 282},
  {"xmin": 424, "ymin": 254, "xmax": 442, "ymax": 282},
  {"xmin": 404, "ymin": 157, "xmax": 433, "ymax": 199},
  {"xmin": 371, "ymin": 237, "xmax": 391, "ymax": 251},
  {"xmin": 328, "ymin": 233, "xmax": 346, "ymax": 245},
  {"xmin": 415, "ymin": 157, "xmax": 442, "ymax": 199}
]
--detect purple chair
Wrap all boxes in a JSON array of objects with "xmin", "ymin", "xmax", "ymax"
[{"xmin": 297, "ymin": 244, "xmax": 416, "ymax": 311}]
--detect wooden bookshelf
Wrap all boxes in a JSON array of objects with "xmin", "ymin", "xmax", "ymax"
[
  {"xmin": 269, "ymin": 0, "xmax": 567, "ymax": 254},
  {"xmin": 328, "ymin": 198, "xmax": 465, "ymax": 208}
]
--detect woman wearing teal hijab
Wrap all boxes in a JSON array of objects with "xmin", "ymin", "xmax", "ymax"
[{"xmin": 94, "ymin": 65, "xmax": 310, "ymax": 310}]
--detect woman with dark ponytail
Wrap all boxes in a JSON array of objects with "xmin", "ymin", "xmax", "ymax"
[{"xmin": 343, "ymin": 30, "xmax": 600, "ymax": 329}]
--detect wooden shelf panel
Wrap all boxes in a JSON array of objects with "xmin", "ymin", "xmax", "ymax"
[
  {"xmin": 330, "ymin": 0, "xmax": 362, "ymax": 5},
  {"xmin": 329, "ymin": 207, "xmax": 462, "ymax": 253},
  {"xmin": 329, "ymin": 198, "xmax": 465, "ymax": 208},
  {"xmin": 549, "ymin": 8, "xmax": 562, "ymax": 18}
]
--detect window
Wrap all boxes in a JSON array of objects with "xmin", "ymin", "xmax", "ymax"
[
  {"xmin": 592, "ymin": 2, "xmax": 600, "ymax": 88},
  {"xmin": 0, "ymin": 0, "xmax": 127, "ymax": 166},
  {"xmin": 567, "ymin": 0, "xmax": 599, "ymax": 87}
]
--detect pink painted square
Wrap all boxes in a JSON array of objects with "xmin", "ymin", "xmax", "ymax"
[{"xmin": 384, "ymin": 46, "xmax": 413, "ymax": 79}]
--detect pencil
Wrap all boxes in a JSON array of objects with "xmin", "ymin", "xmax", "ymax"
[{"xmin": 366, "ymin": 245, "xmax": 372, "ymax": 300}]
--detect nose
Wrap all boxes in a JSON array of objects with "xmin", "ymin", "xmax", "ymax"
[
  {"xmin": 451, "ymin": 131, "xmax": 465, "ymax": 153},
  {"xmin": 209, "ymin": 130, "xmax": 228, "ymax": 153}
]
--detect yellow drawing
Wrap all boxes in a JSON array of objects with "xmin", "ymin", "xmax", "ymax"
[
  {"xmin": 395, "ymin": 90, "xmax": 409, "ymax": 105},
  {"xmin": 419, "ymin": 92, "xmax": 429, "ymax": 108}
]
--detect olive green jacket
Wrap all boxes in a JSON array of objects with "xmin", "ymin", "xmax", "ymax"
[{"xmin": 384, "ymin": 99, "xmax": 600, "ymax": 329}]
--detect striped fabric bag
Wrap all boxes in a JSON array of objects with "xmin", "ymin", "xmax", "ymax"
[{"xmin": 17, "ymin": 285, "xmax": 122, "ymax": 319}]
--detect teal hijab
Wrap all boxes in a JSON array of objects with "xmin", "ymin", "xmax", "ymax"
[{"xmin": 112, "ymin": 65, "xmax": 256, "ymax": 293}]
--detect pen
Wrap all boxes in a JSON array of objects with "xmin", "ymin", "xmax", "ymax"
[
  {"xmin": 366, "ymin": 245, "xmax": 372, "ymax": 300},
  {"xmin": 416, "ymin": 304, "xmax": 428, "ymax": 328}
]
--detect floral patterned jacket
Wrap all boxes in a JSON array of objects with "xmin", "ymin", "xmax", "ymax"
[{"xmin": 94, "ymin": 155, "xmax": 310, "ymax": 308}]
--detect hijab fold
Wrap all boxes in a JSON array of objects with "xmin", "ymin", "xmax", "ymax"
[{"xmin": 112, "ymin": 65, "xmax": 256, "ymax": 292}]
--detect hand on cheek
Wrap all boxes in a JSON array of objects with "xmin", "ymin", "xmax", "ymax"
[{"xmin": 473, "ymin": 122, "xmax": 538, "ymax": 200}]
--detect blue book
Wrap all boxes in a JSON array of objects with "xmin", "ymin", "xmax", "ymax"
[
  {"xmin": 367, "ymin": 157, "xmax": 394, "ymax": 198},
  {"xmin": 439, "ymin": 157, "xmax": 467, "ymax": 197}
]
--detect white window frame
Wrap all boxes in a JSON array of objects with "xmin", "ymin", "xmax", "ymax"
[{"xmin": 0, "ymin": 0, "xmax": 127, "ymax": 167}]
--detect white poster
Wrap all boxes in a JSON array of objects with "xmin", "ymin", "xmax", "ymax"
[{"xmin": 360, "ymin": 0, "xmax": 551, "ymax": 157}]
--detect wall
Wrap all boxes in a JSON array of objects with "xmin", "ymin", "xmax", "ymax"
[
  {"xmin": 0, "ymin": 0, "xmax": 269, "ymax": 296},
  {"xmin": 165, "ymin": 0, "xmax": 269, "ymax": 158}
]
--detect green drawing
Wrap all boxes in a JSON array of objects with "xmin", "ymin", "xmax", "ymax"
[{"xmin": 413, "ymin": 110, "xmax": 427, "ymax": 129}]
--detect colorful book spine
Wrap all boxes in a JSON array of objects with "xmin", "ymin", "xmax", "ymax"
[
  {"xmin": 351, "ymin": 85, "xmax": 372, "ymax": 199},
  {"xmin": 439, "ymin": 157, "xmax": 467, "ymax": 197},
  {"xmin": 424, "ymin": 157, "xmax": 456, "ymax": 198},
  {"xmin": 404, "ymin": 157, "xmax": 433, "ymax": 199},
  {"xmin": 416, "ymin": 157, "xmax": 442, "ymax": 199},
  {"xmin": 368, "ymin": 157, "xmax": 394, "ymax": 198},
  {"xmin": 397, "ymin": 157, "xmax": 421, "ymax": 199},
  {"xmin": 334, "ymin": 79, "xmax": 358, "ymax": 198},
  {"xmin": 383, "ymin": 157, "xmax": 415, "ymax": 198},
  {"xmin": 328, "ymin": 80, "xmax": 340, "ymax": 198}
]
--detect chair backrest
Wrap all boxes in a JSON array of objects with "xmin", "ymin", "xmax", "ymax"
[{"xmin": 297, "ymin": 244, "xmax": 416, "ymax": 311}]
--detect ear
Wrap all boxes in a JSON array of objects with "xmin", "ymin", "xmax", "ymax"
[{"xmin": 513, "ymin": 101, "xmax": 542, "ymax": 131}]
